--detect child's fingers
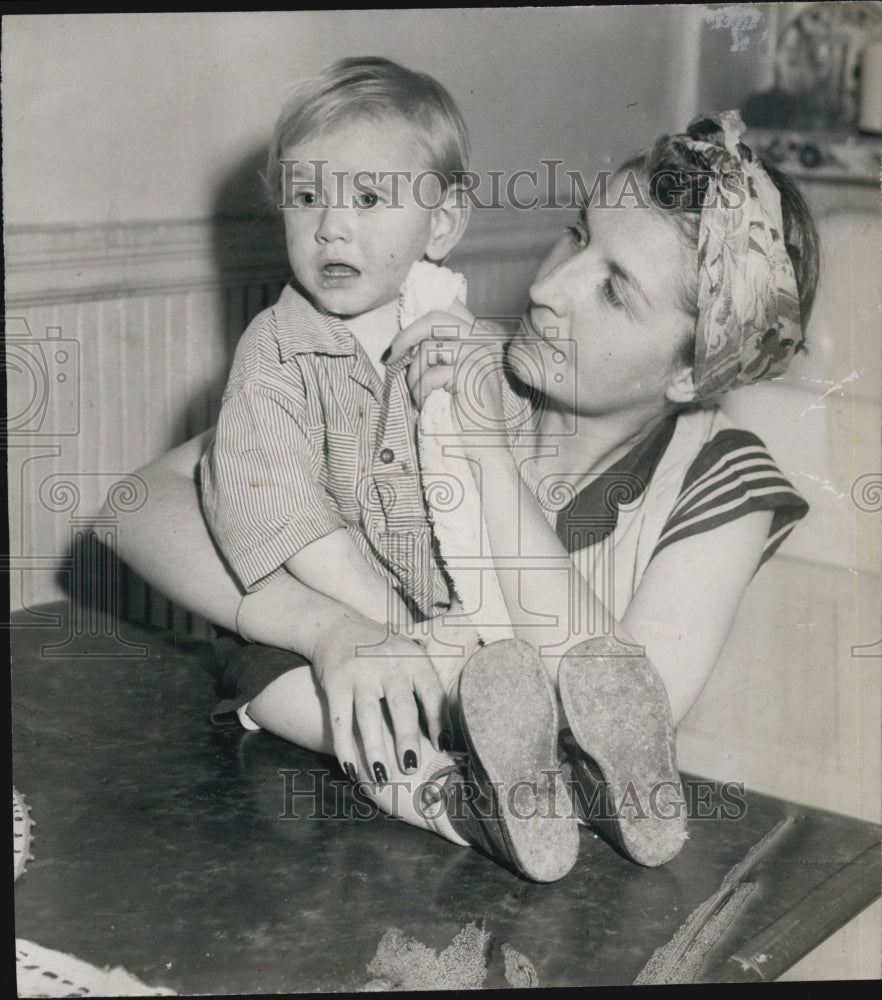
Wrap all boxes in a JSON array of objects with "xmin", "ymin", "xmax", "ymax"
[
  {"xmin": 353, "ymin": 685, "xmax": 389, "ymax": 787},
  {"xmin": 383, "ymin": 676, "xmax": 422, "ymax": 774}
]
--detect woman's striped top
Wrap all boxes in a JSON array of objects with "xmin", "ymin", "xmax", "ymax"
[{"xmin": 554, "ymin": 417, "xmax": 808, "ymax": 570}]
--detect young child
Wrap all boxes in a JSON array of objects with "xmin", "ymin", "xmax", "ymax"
[{"xmin": 200, "ymin": 57, "xmax": 473, "ymax": 750}]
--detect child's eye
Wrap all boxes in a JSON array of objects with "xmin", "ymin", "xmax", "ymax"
[
  {"xmin": 565, "ymin": 223, "xmax": 589, "ymax": 249},
  {"xmin": 293, "ymin": 189, "xmax": 320, "ymax": 207},
  {"xmin": 602, "ymin": 278, "xmax": 625, "ymax": 310},
  {"xmin": 355, "ymin": 191, "xmax": 380, "ymax": 209}
]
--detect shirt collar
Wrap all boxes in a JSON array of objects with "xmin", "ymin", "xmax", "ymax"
[
  {"xmin": 274, "ymin": 281, "xmax": 389, "ymax": 395},
  {"xmin": 555, "ymin": 414, "xmax": 678, "ymax": 552},
  {"xmin": 273, "ymin": 282, "xmax": 359, "ymax": 360}
]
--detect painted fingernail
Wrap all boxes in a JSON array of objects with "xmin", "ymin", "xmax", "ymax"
[
  {"xmin": 380, "ymin": 346, "xmax": 391, "ymax": 364},
  {"xmin": 373, "ymin": 762, "xmax": 388, "ymax": 786},
  {"xmin": 439, "ymin": 730, "xmax": 452, "ymax": 752},
  {"xmin": 404, "ymin": 750, "xmax": 418, "ymax": 772},
  {"xmin": 343, "ymin": 761, "xmax": 357, "ymax": 784}
]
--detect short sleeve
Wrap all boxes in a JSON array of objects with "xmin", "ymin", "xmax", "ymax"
[
  {"xmin": 650, "ymin": 429, "xmax": 808, "ymax": 569},
  {"xmin": 200, "ymin": 383, "xmax": 344, "ymax": 591}
]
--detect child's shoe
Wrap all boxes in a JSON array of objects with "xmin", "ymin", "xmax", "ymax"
[
  {"xmin": 423, "ymin": 639, "xmax": 580, "ymax": 882},
  {"xmin": 557, "ymin": 635, "xmax": 687, "ymax": 867}
]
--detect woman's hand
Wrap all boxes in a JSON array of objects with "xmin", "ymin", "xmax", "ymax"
[
  {"xmin": 387, "ymin": 309, "xmax": 509, "ymax": 446},
  {"xmin": 310, "ymin": 616, "xmax": 451, "ymax": 786}
]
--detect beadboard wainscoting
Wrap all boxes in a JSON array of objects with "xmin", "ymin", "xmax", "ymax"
[{"xmin": 4, "ymin": 209, "xmax": 562, "ymax": 634}]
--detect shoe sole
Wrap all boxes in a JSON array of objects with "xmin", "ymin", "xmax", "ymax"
[
  {"xmin": 558, "ymin": 636, "xmax": 687, "ymax": 867},
  {"xmin": 459, "ymin": 639, "xmax": 580, "ymax": 882}
]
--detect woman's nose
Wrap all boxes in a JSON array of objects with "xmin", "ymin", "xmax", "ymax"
[
  {"xmin": 315, "ymin": 205, "xmax": 353, "ymax": 243},
  {"xmin": 529, "ymin": 241, "xmax": 585, "ymax": 312}
]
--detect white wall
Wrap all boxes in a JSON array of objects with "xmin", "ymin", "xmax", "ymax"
[{"xmin": 4, "ymin": 8, "xmax": 699, "ymax": 227}]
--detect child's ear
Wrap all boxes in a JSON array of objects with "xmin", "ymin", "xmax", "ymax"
[
  {"xmin": 665, "ymin": 365, "xmax": 697, "ymax": 406},
  {"xmin": 425, "ymin": 185, "xmax": 472, "ymax": 262}
]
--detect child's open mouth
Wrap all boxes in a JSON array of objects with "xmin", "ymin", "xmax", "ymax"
[{"xmin": 321, "ymin": 262, "xmax": 361, "ymax": 283}]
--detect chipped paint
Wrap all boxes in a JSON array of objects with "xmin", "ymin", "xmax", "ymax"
[
  {"xmin": 798, "ymin": 370, "xmax": 864, "ymax": 418},
  {"xmin": 790, "ymin": 471, "xmax": 848, "ymax": 502}
]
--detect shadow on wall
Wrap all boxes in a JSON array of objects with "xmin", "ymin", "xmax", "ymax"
[
  {"xmin": 207, "ymin": 137, "xmax": 290, "ymax": 341},
  {"xmin": 212, "ymin": 143, "xmax": 278, "ymax": 219},
  {"xmin": 178, "ymin": 143, "xmax": 291, "ymax": 446}
]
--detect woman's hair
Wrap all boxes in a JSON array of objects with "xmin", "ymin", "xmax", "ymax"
[
  {"xmin": 265, "ymin": 56, "xmax": 471, "ymax": 208},
  {"xmin": 623, "ymin": 135, "xmax": 820, "ymax": 365}
]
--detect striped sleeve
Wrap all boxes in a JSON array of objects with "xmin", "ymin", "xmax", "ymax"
[
  {"xmin": 650, "ymin": 429, "xmax": 808, "ymax": 568},
  {"xmin": 200, "ymin": 380, "xmax": 344, "ymax": 593}
]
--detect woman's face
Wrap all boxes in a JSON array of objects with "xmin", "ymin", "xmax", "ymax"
[{"xmin": 506, "ymin": 171, "xmax": 697, "ymax": 417}]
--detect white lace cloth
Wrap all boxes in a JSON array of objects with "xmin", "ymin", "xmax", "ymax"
[
  {"xmin": 16, "ymin": 940, "xmax": 177, "ymax": 998},
  {"xmin": 15, "ymin": 787, "xmax": 176, "ymax": 997}
]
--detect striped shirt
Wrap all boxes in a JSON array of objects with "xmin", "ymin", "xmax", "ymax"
[
  {"xmin": 200, "ymin": 283, "xmax": 451, "ymax": 619},
  {"xmin": 652, "ymin": 428, "xmax": 808, "ymax": 566},
  {"xmin": 553, "ymin": 417, "xmax": 807, "ymax": 569}
]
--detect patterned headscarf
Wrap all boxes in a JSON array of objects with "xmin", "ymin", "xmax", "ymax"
[{"xmin": 679, "ymin": 110, "xmax": 804, "ymax": 399}]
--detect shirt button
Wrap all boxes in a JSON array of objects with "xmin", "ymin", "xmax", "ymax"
[{"xmin": 379, "ymin": 448, "xmax": 395, "ymax": 464}]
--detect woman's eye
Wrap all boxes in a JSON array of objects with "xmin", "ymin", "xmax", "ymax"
[
  {"xmin": 602, "ymin": 278, "xmax": 625, "ymax": 310},
  {"xmin": 565, "ymin": 223, "xmax": 589, "ymax": 249},
  {"xmin": 355, "ymin": 191, "xmax": 380, "ymax": 209},
  {"xmin": 293, "ymin": 190, "xmax": 319, "ymax": 207}
]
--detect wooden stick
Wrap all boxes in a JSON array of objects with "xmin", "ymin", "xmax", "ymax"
[
  {"xmin": 634, "ymin": 815, "xmax": 793, "ymax": 985},
  {"xmin": 699, "ymin": 843, "xmax": 881, "ymax": 983}
]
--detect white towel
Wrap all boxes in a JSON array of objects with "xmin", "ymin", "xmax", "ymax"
[{"xmin": 398, "ymin": 262, "xmax": 513, "ymax": 643}]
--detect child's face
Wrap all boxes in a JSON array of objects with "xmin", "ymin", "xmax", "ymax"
[{"xmin": 281, "ymin": 116, "xmax": 442, "ymax": 319}]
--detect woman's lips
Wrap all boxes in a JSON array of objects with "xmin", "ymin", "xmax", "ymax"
[
  {"xmin": 524, "ymin": 308, "xmax": 561, "ymax": 342},
  {"xmin": 523, "ymin": 310, "xmax": 550, "ymax": 341}
]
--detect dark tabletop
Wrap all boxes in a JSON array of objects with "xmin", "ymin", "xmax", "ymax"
[{"xmin": 11, "ymin": 603, "xmax": 881, "ymax": 992}]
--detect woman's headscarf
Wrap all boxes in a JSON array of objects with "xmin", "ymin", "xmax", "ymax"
[{"xmin": 679, "ymin": 110, "xmax": 804, "ymax": 399}]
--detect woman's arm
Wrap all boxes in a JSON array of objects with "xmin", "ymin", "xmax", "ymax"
[
  {"xmin": 465, "ymin": 445, "xmax": 771, "ymax": 723},
  {"xmin": 106, "ymin": 431, "xmax": 450, "ymax": 775},
  {"xmin": 108, "ymin": 431, "xmax": 242, "ymax": 629},
  {"xmin": 619, "ymin": 510, "xmax": 772, "ymax": 724}
]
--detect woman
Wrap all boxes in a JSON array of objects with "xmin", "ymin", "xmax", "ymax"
[{"xmin": 111, "ymin": 112, "xmax": 818, "ymax": 883}]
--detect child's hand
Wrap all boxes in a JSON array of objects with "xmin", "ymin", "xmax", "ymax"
[
  {"xmin": 387, "ymin": 309, "xmax": 508, "ymax": 443},
  {"xmin": 311, "ymin": 617, "xmax": 451, "ymax": 786}
]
